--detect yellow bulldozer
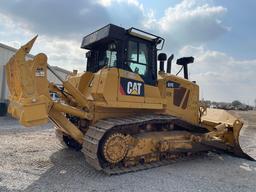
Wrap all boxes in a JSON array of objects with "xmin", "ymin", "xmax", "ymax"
[{"xmin": 5, "ymin": 24, "xmax": 255, "ymax": 174}]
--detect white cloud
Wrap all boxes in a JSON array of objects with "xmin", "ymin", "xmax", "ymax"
[
  {"xmin": 179, "ymin": 45, "xmax": 256, "ymax": 104},
  {"xmin": 143, "ymin": 0, "xmax": 229, "ymax": 49},
  {"xmin": 98, "ymin": 0, "xmax": 144, "ymax": 11},
  {"xmin": 0, "ymin": 13, "xmax": 85, "ymax": 72},
  {"xmin": 35, "ymin": 36, "xmax": 86, "ymax": 72},
  {"xmin": 0, "ymin": 0, "xmax": 109, "ymax": 37},
  {"xmin": 0, "ymin": 0, "xmax": 255, "ymax": 104},
  {"xmin": 98, "ymin": 0, "xmax": 113, "ymax": 7},
  {"xmin": 0, "ymin": 13, "xmax": 33, "ymax": 46}
]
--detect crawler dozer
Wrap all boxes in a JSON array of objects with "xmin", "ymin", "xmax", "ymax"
[{"xmin": 5, "ymin": 24, "xmax": 255, "ymax": 174}]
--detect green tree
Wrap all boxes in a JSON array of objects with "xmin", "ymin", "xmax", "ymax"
[{"xmin": 232, "ymin": 100, "xmax": 242, "ymax": 107}]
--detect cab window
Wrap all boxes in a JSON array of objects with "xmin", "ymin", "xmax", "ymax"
[
  {"xmin": 106, "ymin": 50, "xmax": 117, "ymax": 67},
  {"xmin": 127, "ymin": 41, "xmax": 149, "ymax": 76},
  {"xmin": 98, "ymin": 42, "xmax": 117, "ymax": 68}
]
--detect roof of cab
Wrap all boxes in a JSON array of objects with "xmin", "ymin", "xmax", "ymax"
[{"xmin": 81, "ymin": 24, "xmax": 164, "ymax": 50}]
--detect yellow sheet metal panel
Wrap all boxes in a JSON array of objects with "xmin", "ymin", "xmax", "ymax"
[
  {"xmin": 77, "ymin": 72, "xmax": 94, "ymax": 96},
  {"xmin": 32, "ymin": 53, "xmax": 49, "ymax": 96},
  {"xmin": 144, "ymin": 85, "xmax": 163, "ymax": 104},
  {"xmin": 20, "ymin": 101, "xmax": 49, "ymax": 126},
  {"xmin": 118, "ymin": 69, "xmax": 145, "ymax": 103},
  {"xmin": 97, "ymin": 68, "xmax": 118, "ymax": 102},
  {"xmin": 202, "ymin": 108, "xmax": 238, "ymax": 125},
  {"xmin": 8, "ymin": 96, "xmax": 49, "ymax": 127},
  {"xmin": 90, "ymin": 70, "xmax": 102, "ymax": 100},
  {"xmin": 95, "ymin": 101, "xmax": 163, "ymax": 110},
  {"xmin": 161, "ymin": 75, "xmax": 200, "ymax": 125}
]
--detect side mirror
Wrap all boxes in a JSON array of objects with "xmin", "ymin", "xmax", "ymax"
[{"xmin": 167, "ymin": 54, "xmax": 174, "ymax": 73}]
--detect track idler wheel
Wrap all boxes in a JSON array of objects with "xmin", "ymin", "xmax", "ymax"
[{"xmin": 103, "ymin": 133, "xmax": 128, "ymax": 164}]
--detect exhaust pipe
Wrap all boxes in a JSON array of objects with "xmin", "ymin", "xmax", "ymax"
[{"xmin": 167, "ymin": 54, "xmax": 174, "ymax": 74}]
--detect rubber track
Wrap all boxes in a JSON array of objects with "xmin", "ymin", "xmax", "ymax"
[{"xmin": 82, "ymin": 114, "xmax": 179, "ymax": 173}]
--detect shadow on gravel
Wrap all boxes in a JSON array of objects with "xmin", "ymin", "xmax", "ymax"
[
  {"xmin": 0, "ymin": 186, "xmax": 18, "ymax": 192},
  {"xmin": 22, "ymin": 149, "xmax": 256, "ymax": 192},
  {"xmin": 23, "ymin": 149, "xmax": 107, "ymax": 192}
]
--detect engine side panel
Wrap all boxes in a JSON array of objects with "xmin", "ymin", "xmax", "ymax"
[
  {"xmin": 158, "ymin": 75, "xmax": 200, "ymax": 125},
  {"xmin": 69, "ymin": 68, "xmax": 199, "ymax": 125}
]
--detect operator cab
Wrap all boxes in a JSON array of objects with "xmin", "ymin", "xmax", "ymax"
[{"xmin": 81, "ymin": 24, "xmax": 164, "ymax": 85}]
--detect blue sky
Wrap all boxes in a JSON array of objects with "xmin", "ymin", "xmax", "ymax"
[
  {"xmin": 210, "ymin": 0, "xmax": 256, "ymax": 59},
  {"xmin": 0, "ymin": 0, "xmax": 255, "ymax": 104}
]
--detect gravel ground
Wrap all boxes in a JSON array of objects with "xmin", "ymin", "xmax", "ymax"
[{"xmin": 0, "ymin": 111, "xmax": 256, "ymax": 192}]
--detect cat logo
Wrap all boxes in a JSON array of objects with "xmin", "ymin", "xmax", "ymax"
[{"xmin": 120, "ymin": 77, "xmax": 144, "ymax": 96}]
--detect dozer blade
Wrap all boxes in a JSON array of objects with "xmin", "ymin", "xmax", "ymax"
[
  {"xmin": 201, "ymin": 108, "xmax": 256, "ymax": 160},
  {"xmin": 5, "ymin": 36, "xmax": 51, "ymax": 127},
  {"xmin": 235, "ymin": 111, "xmax": 256, "ymax": 160}
]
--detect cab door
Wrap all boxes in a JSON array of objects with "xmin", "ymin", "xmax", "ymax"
[{"xmin": 118, "ymin": 39, "xmax": 162, "ymax": 105}]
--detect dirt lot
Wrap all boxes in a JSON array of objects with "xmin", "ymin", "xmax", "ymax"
[{"xmin": 0, "ymin": 111, "xmax": 256, "ymax": 192}]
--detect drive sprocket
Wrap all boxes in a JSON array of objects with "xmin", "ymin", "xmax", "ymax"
[{"xmin": 103, "ymin": 133, "xmax": 128, "ymax": 164}]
